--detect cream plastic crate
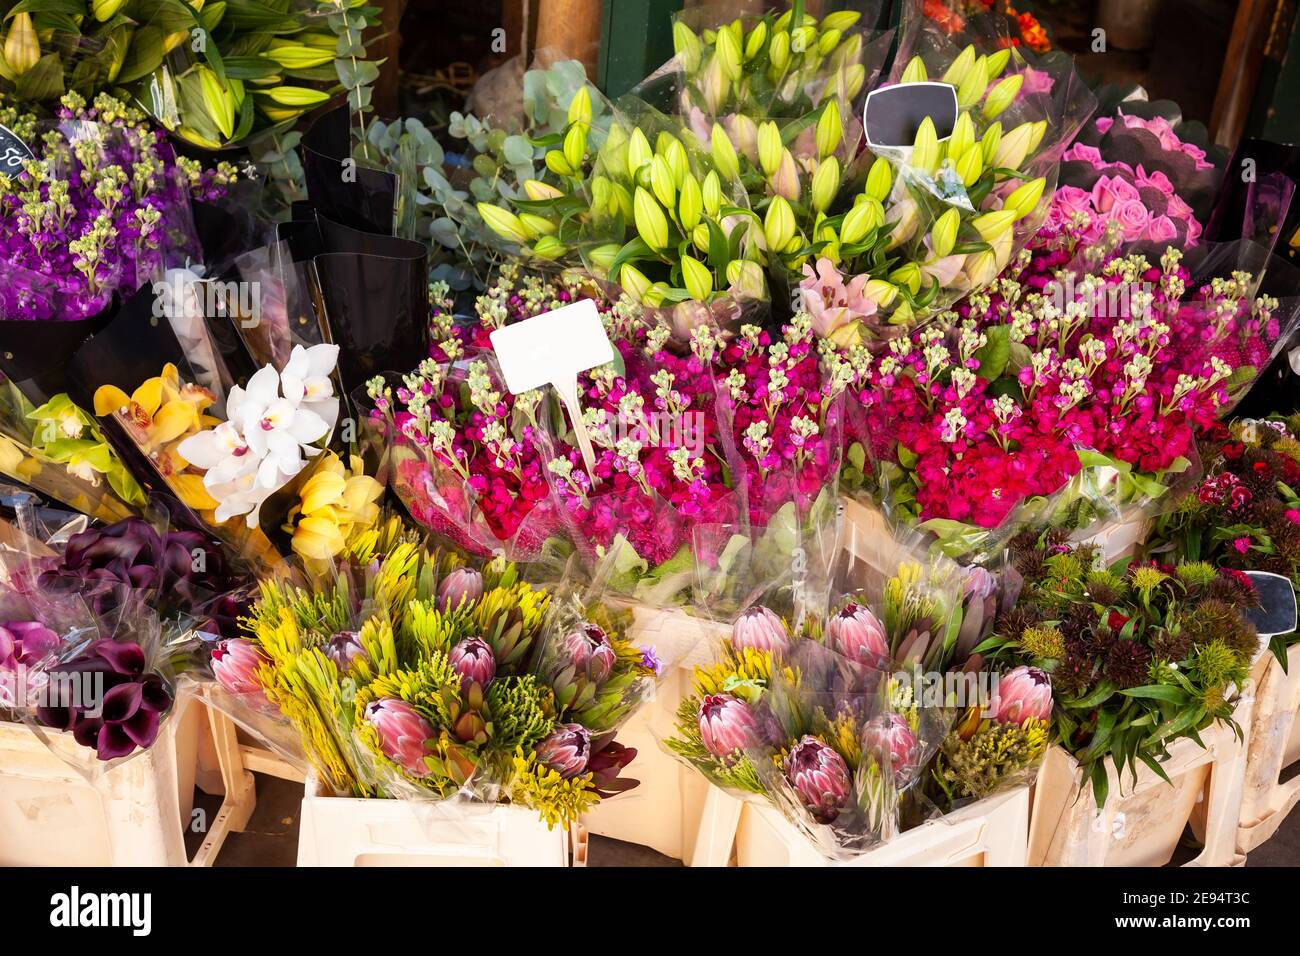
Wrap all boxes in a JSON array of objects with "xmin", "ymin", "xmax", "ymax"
[
  {"xmin": 1076, "ymin": 514, "xmax": 1153, "ymax": 563},
  {"xmin": 1237, "ymin": 644, "xmax": 1300, "ymax": 853},
  {"xmin": 0, "ymin": 692, "xmax": 255, "ymax": 866},
  {"xmin": 689, "ymin": 785, "xmax": 1029, "ymax": 867},
  {"xmin": 297, "ymin": 774, "xmax": 588, "ymax": 866},
  {"xmin": 1028, "ymin": 718, "xmax": 1249, "ymax": 867},
  {"xmin": 581, "ymin": 605, "xmax": 728, "ymax": 860}
]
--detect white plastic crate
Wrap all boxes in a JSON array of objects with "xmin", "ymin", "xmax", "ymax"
[
  {"xmin": 297, "ymin": 774, "xmax": 587, "ymax": 867},
  {"xmin": 1028, "ymin": 718, "xmax": 1248, "ymax": 867},
  {"xmin": 1237, "ymin": 644, "xmax": 1300, "ymax": 853},
  {"xmin": 688, "ymin": 785, "xmax": 1030, "ymax": 867},
  {"xmin": 0, "ymin": 692, "xmax": 255, "ymax": 866}
]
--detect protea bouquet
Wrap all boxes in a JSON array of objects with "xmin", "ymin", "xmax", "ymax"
[
  {"xmin": 229, "ymin": 528, "xmax": 656, "ymax": 828},
  {"xmin": 979, "ymin": 529, "xmax": 1261, "ymax": 805}
]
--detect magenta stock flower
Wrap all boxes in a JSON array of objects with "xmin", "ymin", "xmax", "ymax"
[
  {"xmin": 784, "ymin": 736, "xmax": 851, "ymax": 823},
  {"xmin": 449, "ymin": 636, "xmax": 496, "ymax": 688},
  {"xmin": 861, "ymin": 713, "xmax": 921, "ymax": 787},
  {"xmin": 698, "ymin": 693, "xmax": 757, "ymax": 761},
  {"xmin": 438, "ymin": 568, "xmax": 484, "ymax": 612},
  {"xmin": 826, "ymin": 603, "xmax": 889, "ymax": 669},
  {"xmin": 731, "ymin": 605, "xmax": 790, "ymax": 655},
  {"xmin": 989, "ymin": 666, "xmax": 1053, "ymax": 725},
  {"xmin": 535, "ymin": 722, "xmax": 591, "ymax": 778},
  {"xmin": 364, "ymin": 698, "xmax": 436, "ymax": 778}
]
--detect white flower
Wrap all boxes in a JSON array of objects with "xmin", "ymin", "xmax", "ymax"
[{"xmin": 176, "ymin": 346, "xmax": 340, "ymax": 528}]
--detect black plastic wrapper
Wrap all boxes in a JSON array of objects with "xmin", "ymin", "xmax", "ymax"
[
  {"xmin": 0, "ymin": 308, "xmax": 114, "ymax": 407},
  {"xmin": 301, "ymin": 106, "xmax": 398, "ymax": 237}
]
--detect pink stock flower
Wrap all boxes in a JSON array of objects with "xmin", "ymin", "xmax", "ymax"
[
  {"xmin": 1232, "ymin": 536, "xmax": 1253, "ymax": 554},
  {"xmin": 364, "ymin": 698, "xmax": 436, "ymax": 778},
  {"xmin": 988, "ymin": 666, "xmax": 1053, "ymax": 725}
]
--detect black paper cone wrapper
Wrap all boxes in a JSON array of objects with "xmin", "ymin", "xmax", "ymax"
[
  {"xmin": 0, "ymin": 308, "xmax": 115, "ymax": 407},
  {"xmin": 302, "ymin": 106, "xmax": 398, "ymax": 236},
  {"xmin": 1206, "ymin": 138, "xmax": 1300, "ymax": 266}
]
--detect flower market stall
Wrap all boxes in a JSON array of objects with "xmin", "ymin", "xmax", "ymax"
[{"xmin": 2, "ymin": 0, "xmax": 1300, "ymax": 874}]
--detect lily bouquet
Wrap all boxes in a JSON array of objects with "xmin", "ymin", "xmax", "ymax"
[
  {"xmin": 978, "ymin": 529, "xmax": 1260, "ymax": 804},
  {"xmin": 219, "ymin": 530, "xmax": 656, "ymax": 828}
]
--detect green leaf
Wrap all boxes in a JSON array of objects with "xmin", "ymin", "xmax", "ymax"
[
  {"xmin": 13, "ymin": 52, "xmax": 64, "ymax": 101},
  {"xmin": 1119, "ymin": 684, "xmax": 1189, "ymax": 703},
  {"xmin": 974, "ymin": 324, "xmax": 1011, "ymax": 380}
]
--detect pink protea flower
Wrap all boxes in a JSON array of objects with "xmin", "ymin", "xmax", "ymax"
[
  {"xmin": 988, "ymin": 666, "xmax": 1053, "ymax": 725},
  {"xmin": 449, "ymin": 636, "xmax": 496, "ymax": 688},
  {"xmin": 438, "ymin": 567, "xmax": 484, "ymax": 612},
  {"xmin": 324, "ymin": 631, "xmax": 366, "ymax": 673},
  {"xmin": 826, "ymin": 603, "xmax": 889, "ymax": 669},
  {"xmin": 364, "ymin": 698, "xmax": 435, "ymax": 778},
  {"xmin": 784, "ymin": 735, "xmax": 851, "ymax": 822},
  {"xmin": 211, "ymin": 638, "xmax": 267, "ymax": 697},
  {"xmin": 560, "ymin": 623, "xmax": 617, "ymax": 682},
  {"xmin": 731, "ymin": 605, "xmax": 790, "ymax": 655},
  {"xmin": 698, "ymin": 693, "xmax": 757, "ymax": 760},
  {"xmin": 535, "ymin": 722, "xmax": 591, "ymax": 778},
  {"xmin": 861, "ymin": 713, "xmax": 921, "ymax": 786}
]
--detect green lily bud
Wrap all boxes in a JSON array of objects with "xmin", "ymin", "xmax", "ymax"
[
  {"xmin": 619, "ymin": 263, "xmax": 653, "ymax": 304},
  {"xmin": 198, "ymin": 65, "xmax": 236, "ymax": 139},
  {"xmin": 955, "ymin": 143, "xmax": 984, "ymax": 187},
  {"xmin": 591, "ymin": 176, "xmax": 611, "ymax": 216},
  {"xmin": 771, "ymin": 149, "xmax": 800, "ymax": 200},
  {"xmin": 612, "ymin": 183, "xmax": 634, "ymax": 221},
  {"xmin": 563, "ymin": 123, "xmax": 587, "ymax": 173},
  {"xmin": 93, "ymin": 0, "xmax": 127, "ymax": 20},
  {"xmin": 982, "ymin": 74, "xmax": 1023, "ymax": 120},
  {"xmin": 931, "ymin": 207, "xmax": 960, "ymax": 258},
  {"xmin": 588, "ymin": 244, "xmax": 621, "ymax": 273},
  {"xmin": 792, "ymin": 24, "xmax": 817, "ymax": 55},
  {"xmin": 682, "ymin": 255, "xmax": 714, "ymax": 301},
  {"xmin": 941, "ymin": 45, "xmax": 977, "ymax": 86},
  {"xmin": 773, "ymin": 10, "xmax": 793, "ymax": 31},
  {"xmin": 678, "ymin": 174, "xmax": 703, "ymax": 232},
  {"xmin": 764, "ymin": 195, "xmax": 796, "ymax": 252},
  {"xmin": 693, "ymin": 223, "xmax": 711, "ymax": 251},
  {"xmin": 524, "ymin": 179, "xmax": 565, "ymax": 201},
  {"xmin": 912, "ymin": 116, "xmax": 940, "ymax": 175},
  {"xmin": 769, "ymin": 29, "xmax": 791, "ymax": 72},
  {"xmin": 634, "ymin": 187, "xmax": 671, "ymax": 249},
  {"xmin": 702, "ymin": 171, "xmax": 723, "ymax": 216},
  {"xmin": 744, "ymin": 20, "xmax": 768, "ymax": 60},
  {"xmin": 956, "ymin": 56, "xmax": 987, "ymax": 110},
  {"xmin": 965, "ymin": 249, "xmax": 1000, "ymax": 287},
  {"xmin": 711, "ymin": 123, "xmax": 740, "ymax": 182},
  {"xmin": 650, "ymin": 155, "xmax": 676, "ymax": 210},
  {"xmin": 477, "ymin": 204, "xmax": 531, "ymax": 245},
  {"xmin": 757, "ymin": 121, "xmax": 782, "ymax": 177},
  {"xmin": 646, "ymin": 282, "xmax": 672, "ymax": 308},
  {"xmin": 567, "ymin": 86, "xmax": 593, "ymax": 127},
  {"xmin": 4, "ymin": 13, "xmax": 40, "ymax": 76},
  {"xmin": 946, "ymin": 112, "xmax": 975, "ymax": 163},
  {"xmin": 816, "ymin": 100, "xmax": 843, "ymax": 160},
  {"xmin": 889, "ymin": 262, "xmax": 922, "ymax": 294},
  {"xmin": 863, "ymin": 279, "xmax": 898, "ymax": 307},
  {"xmin": 822, "ymin": 10, "xmax": 861, "ymax": 32},
  {"xmin": 993, "ymin": 121, "xmax": 1035, "ymax": 171},
  {"xmin": 981, "ymin": 122, "xmax": 1003, "ymax": 166},
  {"xmin": 972, "ymin": 209, "xmax": 1017, "ymax": 243},
  {"xmin": 531, "ymin": 236, "xmax": 565, "ymax": 259},
  {"xmin": 865, "ymin": 157, "xmax": 893, "ymax": 202},
  {"xmin": 900, "ymin": 55, "xmax": 928, "ymax": 83},
  {"xmin": 545, "ymin": 150, "xmax": 574, "ymax": 177},
  {"xmin": 840, "ymin": 197, "xmax": 882, "ymax": 245},
  {"xmin": 843, "ymin": 64, "xmax": 866, "ymax": 99},
  {"xmin": 519, "ymin": 213, "xmax": 557, "ymax": 238},
  {"xmin": 627, "ymin": 128, "xmax": 653, "ymax": 179},
  {"xmin": 985, "ymin": 49, "xmax": 1011, "ymax": 80},
  {"xmin": 716, "ymin": 23, "xmax": 744, "ymax": 80},
  {"xmin": 726, "ymin": 259, "xmax": 768, "ymax": 299},
  {"xmin": 1027, "ymin": 120, "xmax": 1048, "ymax": 153},
  {"xmin": 818, "ymin": 28, "xmax": 842, "ymax": 56},
  {"xmin": 811, "ymin": 156, "xmax": 841, "ymax": 213},
  {"xmin": 831, "ymin": 33, "xmax": 863, "ymax": 70},
  {"xmin": 673, "ymin": 22, "xmax": 702, "ymax": 73},
  {"xmin": 1004, "ymin": 177, "xmax": 1047, "ymax": 219},
  {"xmin": 665, "ymin": 138, "xmax": 689, "ymax": 187},
  {"xmin": 889, "ymin": 299, "xmax": 914, "ymax": 326}
]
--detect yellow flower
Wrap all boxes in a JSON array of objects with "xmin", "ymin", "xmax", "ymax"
[{"xmin": 286, "ymin": 453, "xmax": 383, "ymax": 561}]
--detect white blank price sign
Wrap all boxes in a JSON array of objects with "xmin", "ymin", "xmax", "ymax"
[{"xmin": 489, "ymin": 298, "xmax": 614, "ymax": 476}]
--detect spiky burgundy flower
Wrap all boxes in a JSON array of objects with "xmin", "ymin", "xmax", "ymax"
[{"xmin": 535, "ymin": 722, "xmax": 591, "ymax": 778}]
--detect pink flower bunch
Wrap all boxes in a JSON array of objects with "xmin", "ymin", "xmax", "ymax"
[
  {"xmin": 717, "ymin": 316, "xmax": 844, "ymax": 527},
  {"xmin": 852, "ymin": 227, "xmax": 1280, "ymax": 531},
  {"xmin": 547, "ymin": 325, "xmax": 741, "ymax": 566}
]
